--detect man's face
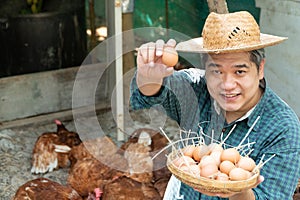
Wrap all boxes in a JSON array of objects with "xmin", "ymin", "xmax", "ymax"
[{"xmin": 205, "ymin": 52, "xmax": 264, "ymax": 118}]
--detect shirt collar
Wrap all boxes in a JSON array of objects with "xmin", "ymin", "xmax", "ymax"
[
  {"xmin": 213, "ymin": 100, "xmax": 256, "ymax": 122},
  {"xmin": 237, "ymin": 105, "xmax": 257, "ymax": 122}
]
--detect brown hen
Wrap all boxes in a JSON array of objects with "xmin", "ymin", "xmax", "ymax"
[
  {"xmin": 102, "ymin": 176, "xmax": 161, "ymax": 200},
  {"xmin": 13, "ymin": 177, "xmax": 82, "ymax": 200},
  {"xmin": 120, "ymin": 128, "xmax": 171, "ymax": 197},
  {"xmin": 68, "ymin": 136, "xmax": 118, "ymax": 169},
  {"xmin": 67, "ymin": 136, "xmax": 129, "ymax": 198},
  {"xmin": 67, "ymin": 156, "xmax": 127, "ymax": 198},
  {"xmin": 68, "ymin": 128, "xmax": 171, "ymax": 199},
  {"xmin": 31, "ymin": 120, "xmax": 82, "ymax": 174}
]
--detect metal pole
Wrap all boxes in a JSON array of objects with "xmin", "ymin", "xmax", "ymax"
[
  {"xmin": 115, "ymin": 0, "xmax": 125, "ymax": 141},
  {"xmin": 106, "ymin": 0, "xmax": 125, "ymax": 141}
]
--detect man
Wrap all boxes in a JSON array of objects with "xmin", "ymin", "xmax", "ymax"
[{"xmin": 130, "ymin": 11, "xmax": 300, "ymax": 199}]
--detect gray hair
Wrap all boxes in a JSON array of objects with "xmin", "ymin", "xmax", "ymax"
[
  {"xmin": 250, "ymin": 48, "xmax": 265, "ymax": 69},
  {"xmin": 201, "ymin": 48, "xmax": 266, "ymax": 70}
]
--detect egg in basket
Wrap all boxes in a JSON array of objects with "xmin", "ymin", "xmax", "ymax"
[{"xmin": 159, "ymin": 124, "xmax": 275, "ymax": 194}]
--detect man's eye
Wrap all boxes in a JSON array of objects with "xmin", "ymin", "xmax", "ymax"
[
  {"xmin": 212, "ymin": 70, "xmax": 221, "ymax": 74},
  {"xmin": 236, "ymin": 70, "xmax": 246, "ymax": 75}
]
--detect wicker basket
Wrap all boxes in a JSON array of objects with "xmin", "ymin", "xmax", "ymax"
[{"xmin": 167, "ymin": 150, "xmax": 260, "ymax": 193}]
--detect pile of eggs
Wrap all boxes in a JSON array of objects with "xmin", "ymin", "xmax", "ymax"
[{"xmin": 172, "ymin": 143, "xmax": 257, "ymax": 181}]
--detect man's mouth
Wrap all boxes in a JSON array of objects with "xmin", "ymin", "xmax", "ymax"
[{"xmin": 221, "ymin": 93, "xmax": 240, "ymax": 99}]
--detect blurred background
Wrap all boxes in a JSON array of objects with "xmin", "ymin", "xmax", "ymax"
[{"xmin": 0, "ymin": 0, "xmax": 299, "ymax": 123}]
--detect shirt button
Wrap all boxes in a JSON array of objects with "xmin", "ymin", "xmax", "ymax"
[{"xmin": 222, "ymin": 128, "xmax": 226, "ymax": 132}]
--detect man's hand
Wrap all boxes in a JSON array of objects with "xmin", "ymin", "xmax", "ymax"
[{"xmin": 136, "ymin": 39, "xmax": 177, "ymax": 96}]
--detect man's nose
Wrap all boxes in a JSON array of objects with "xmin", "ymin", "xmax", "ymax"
[{"xmin": 221, "ymin": 75, "xmax": 236, "ymax": 90}]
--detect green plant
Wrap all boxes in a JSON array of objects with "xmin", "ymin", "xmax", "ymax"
[{"xmin": 26, "ymin": 0, "xmax": 43, "ymax": 13}]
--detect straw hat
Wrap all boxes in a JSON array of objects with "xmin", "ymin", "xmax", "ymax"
[{"xmin": 175, "ymin": 11, "xmax": 287, "ymax": 54}]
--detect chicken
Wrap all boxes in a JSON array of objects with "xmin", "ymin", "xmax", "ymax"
[
  {"xmin": 102, "ymin": 176, "xmax": 161, "ymax": 200},
  {"xmin": 68, "ymin": 128, "xmax": 171, "ymax": 199},
  {"xmin": 31, "ymin": 119, "xmax": 82, "ymax": 174},
  {"xmin": 68, "ymin": 136, "xmax": 118, "ymax": 169},
  {"xmin": 67, "ymin": 136, "xmax": 129, "ymax": 198},
  {"xmin": 67, "ymin": 156, "xmax": 126, "ymax": 198},
  {"xmin": 69, "ymin": 134, "xmax": 154, "ymax": 183},
  {"xmin": 68, "ymin": 132, "xmax": 153, "ymax": 197},
  {"xmin": 120, "ymin": 128, "xmax": 172, "ymax": 197},
  {"xmin": 123, "ymin": 142, "xmax": 153, "ymax": 183},
  {"xmin": 150, "ymin": 132, "xmax": 172, "ymax": 197},
  {"xmin": 153, "ymin": 177, "xmax": 171, "ymax": 198},
  {"xmin": 13, "ymin": 177, "xmax": 82, "ymax": 200}
]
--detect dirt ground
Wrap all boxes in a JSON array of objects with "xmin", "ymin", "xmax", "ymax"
[{"xmin": 0, "ymin": 108, "xmax": 180, "ymax": 200}]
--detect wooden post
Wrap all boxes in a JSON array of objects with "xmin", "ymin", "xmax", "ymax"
[
  {"xmin": 105, "ymin": 0, "xmax": 125, "ymax": 141},
  {"xmin": 88, "ymin": 0, "xmax": 98, "ymax": 50},
  {"xmin": 207, "ymin": 0, "xmax": 229, "ymax": 14},
  {"xmin": 114, "ymin": 0, "xmax": 125, "ymax": 141},
  {"xmin": 122, "ymin": 13, "xmax": 135, "ymax": 74}
]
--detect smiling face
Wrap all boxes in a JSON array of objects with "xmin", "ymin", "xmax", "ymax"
[{"xmin": 204, "ymin": 52, "xmax": 265, "ymax": 122}]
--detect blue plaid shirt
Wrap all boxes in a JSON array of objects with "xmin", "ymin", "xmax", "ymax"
[{"xmin": 130, "ymin": 68, "xmax": 300, "ymax": 200}]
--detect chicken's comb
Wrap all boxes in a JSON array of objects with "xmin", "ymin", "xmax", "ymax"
[
  {"xmin": 54, "ymin": 119, "xmax": 62, "ymax": 125},
  {"xmin": 94, "ymin": 188, "xmax": 102, "ymax": 198}
]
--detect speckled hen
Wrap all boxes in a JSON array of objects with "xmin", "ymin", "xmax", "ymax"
[
  {"xmin": 13, "ymin": 177, "xmax": 82, "ymax": 200},
  {"xmin": 31, "ymin": 120, "xmax": 82, "ymax": 174}
]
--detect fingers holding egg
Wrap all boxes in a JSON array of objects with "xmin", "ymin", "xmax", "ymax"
[
  {"xmin": 138, "ymin": 43, "xmax": 149, "ymax": 64},
  {"xmin": 155, "ymin": 39, "xmax": 165, "ymax": 56},
  {"xmin": 147, "ymin": 42, "xmax": 156, "ymax": 63},
  {"xmin": 166, "ymin": 38, "xmax": 177, "ymax": 48},
  {"xmin": 138, "ymin": 40, "xmax": 165, "ymax": 64},
  {"xmin": 138, "ymin": 39, "xmax": 178, "ymax": 67}
]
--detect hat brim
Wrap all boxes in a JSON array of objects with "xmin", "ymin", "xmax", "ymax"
[{"xmin": 175, "ymin": 33, "xmax": 287, "ymax": 54}]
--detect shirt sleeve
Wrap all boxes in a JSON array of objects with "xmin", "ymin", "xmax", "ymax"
[
  {"xmin": 129, "ymin": 68, "xmax": 207, "ymax": 125},
  {"xmin": 252, "ymin": 113, "xmax": 300, "ymax": 199},
  {"xmin": 130, "ymin": 71, "xmax": 169, "ymax": 109}
]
